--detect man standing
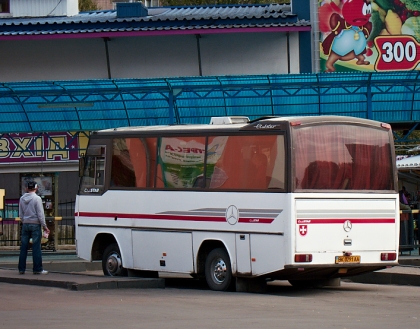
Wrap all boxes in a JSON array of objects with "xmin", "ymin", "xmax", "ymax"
[{"xmin": 18, "ymin": 181, "xmax": 50, "ymax": 275}]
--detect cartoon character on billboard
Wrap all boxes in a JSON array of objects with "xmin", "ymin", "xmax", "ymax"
[{"xmin": 321, "ymin": 0, "xmax": 372, "ymax": 72}]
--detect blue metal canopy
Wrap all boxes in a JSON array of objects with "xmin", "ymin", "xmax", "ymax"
[{"xmin": 1, "ymin": 72, "xmax": 419, "ymax": 135}]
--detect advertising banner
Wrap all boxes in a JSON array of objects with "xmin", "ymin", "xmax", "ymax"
[
  {"xmin": 158, "ymin": 136, "xmax": 228, "ymax": 188},
  {"xmin": 319, "ymin": 0, "xmax": 420, "ymax": 72},
  {"xmin": 0, "ymin": 132, "xmax": 89, "ymax": 163}
]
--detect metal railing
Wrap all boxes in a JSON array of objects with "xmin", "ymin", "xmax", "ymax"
[{"xmin": 0, "ymin": 200, "xmax": 75, "ymax": 248}]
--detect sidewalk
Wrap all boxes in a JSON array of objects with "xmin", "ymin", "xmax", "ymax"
[
  {"xmin": 348, "ymin": 252, "xmax": 420, "ymax": 286},
  {"xmin": 0, "ymin": 249, "xmax": 164, "ymax": 290},
  {"xmin": 0, "ymin": 249, "xmax": 419, "ymax": 289}
]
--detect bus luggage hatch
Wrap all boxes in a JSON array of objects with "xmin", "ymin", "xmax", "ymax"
[{"xmin": 235, "ymin": 233, "xmax": 251, "ymax": 274}]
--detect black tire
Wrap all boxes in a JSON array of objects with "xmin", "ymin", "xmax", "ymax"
[
  {"xmin": 102, "ymin": 243, "xmax": 127, "ymax": 276},
  {"xmin": 205, "ymin": 248, "xmax": 233, "ymax": 291}
]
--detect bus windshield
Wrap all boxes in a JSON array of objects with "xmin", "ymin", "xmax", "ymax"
[{"xmin": 293, "ymin": 124, "xmax": 394, "ymax": 191}]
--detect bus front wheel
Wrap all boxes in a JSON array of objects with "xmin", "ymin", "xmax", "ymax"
[
  {"xmin": 205, "ymin": 248, "xmax": 233, "ymax": 291},
  {"xmin": 102, "ymin": 243, "xmax": 127, "ymax": 276}
]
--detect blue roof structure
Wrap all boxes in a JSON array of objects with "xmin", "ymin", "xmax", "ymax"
[
  {"xmin": 0, "ymin": 3, "xmax": 310, "ymax": 40},
  {"xmin": 0, "ymin": 72, "xmax": 419, "ymax": 136}
]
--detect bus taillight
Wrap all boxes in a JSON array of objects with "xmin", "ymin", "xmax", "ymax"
[
  {"xmin": 294, "ymin": 254, "xmax": 312, "ymax": 262},
  {"xmin": 380, "ymin": 253, "xmax": 397, "ymax": 261}
]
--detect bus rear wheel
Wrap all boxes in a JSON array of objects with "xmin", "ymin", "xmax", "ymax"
[
  {"xmin": 205, "ymin": 248, "xmax": 233, "ymax": 291},
  {"xmin": 102, "ymin": 243, "xmax": 127, "ymax": 276}
]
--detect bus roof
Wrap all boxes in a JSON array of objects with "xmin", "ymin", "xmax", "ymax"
[{"xmin": 92, "ymin": 115, "xmax": 388, "ymax": 136}]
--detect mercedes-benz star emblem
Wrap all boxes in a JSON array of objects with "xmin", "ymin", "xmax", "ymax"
[
  {"xmin": 343, "ymin": 220, "xmax": 352, "ymax": 232},
  {"xmin": 226, "ymin": 205, "xmax": 239, "ymax": 225}
]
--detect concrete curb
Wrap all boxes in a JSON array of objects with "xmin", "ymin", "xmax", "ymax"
[
  {"xmin": 347, "ymin": 271, "xmax": 420, "ymax": 287},
  {"xmin": 0, "ymin": 268, "xmax": 165, "ymax": 291},
  {"xmin": 69, "ymin": 278, "xmax": 166, "ymax": 291},
  {"xmin": 0, "ymin": 261, "xmax": 102, "ymax": 273}
]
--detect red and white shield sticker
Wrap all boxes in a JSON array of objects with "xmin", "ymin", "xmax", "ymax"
[{"xmin": 299, "ymin": 225, "xmax": 308, "ymax": 236}]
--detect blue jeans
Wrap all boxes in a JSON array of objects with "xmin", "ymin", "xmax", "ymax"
[{"xmin": 18, "ymin": 224, "xmax": 43, "ymax": 273}]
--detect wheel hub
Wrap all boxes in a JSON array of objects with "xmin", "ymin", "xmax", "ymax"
[
  {"xmin": 107, "ymin": 252, "xmax": 122, "ymax": 275},
  {"xmin": 213, "ymin": 258, "xmax": 227, "ymax": 283}
]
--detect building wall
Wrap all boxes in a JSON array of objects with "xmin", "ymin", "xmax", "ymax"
[
  {"xmin": 199, "ymin": 33, "xmax": 298, "ymax": 75},
  {"xmin": 107, "ymin": 35, "xmax": 199, "ymax": 78},
  {"xmin": 0, "ymin": 38, "xmax": 109, "ymax": 81},
  {"xmin": 0, "ymin": 32, "xmax": 300, "ymax": 82},
  {"xmin": 0, "ymin": 172, "xmax": 79, "ymax": 205},
  {"xmin": 96, "ymin": 0, "xmax": 113, "ymax": 10}
]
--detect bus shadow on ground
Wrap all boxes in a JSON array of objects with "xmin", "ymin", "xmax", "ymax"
[
  {"xmin": 162, "ymin": 276, "xmax": 367, "ymax": 296},
  {"xmin": 164, "ymin": 277, "xmax": 209, "ymax": 290}
]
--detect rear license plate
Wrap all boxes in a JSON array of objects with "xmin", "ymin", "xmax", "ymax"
[{"xmin": 335, "ymin": 255, "xmax": 361, "ymax": 264}]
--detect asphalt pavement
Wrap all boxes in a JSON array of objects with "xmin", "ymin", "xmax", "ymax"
[{"xmin": 0, "ymin": 249, "xmax": 419, "ymax": 290}]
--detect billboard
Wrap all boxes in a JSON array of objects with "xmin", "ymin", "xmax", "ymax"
[
  {"xmin": 0, "ymin": 132, "xmax": 89, "ymax": 163},
  {"xmin": 319, "ymin": 0, "xmax": 420, "ymax": 72}
]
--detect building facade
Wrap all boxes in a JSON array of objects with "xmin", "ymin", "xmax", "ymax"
[{"xmin": 0, "ymin": 0, "xmax": 311, "ymax": 205}]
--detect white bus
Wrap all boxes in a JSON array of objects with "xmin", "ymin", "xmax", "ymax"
[{"xmin": 75, "ymin": 115, "xmax": 399, "ymax": 291}]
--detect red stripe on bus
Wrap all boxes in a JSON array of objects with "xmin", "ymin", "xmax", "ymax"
[
  {"xmin": 296, "ymin": 218, "xmax": 395, "ymax": 224},
  {"xmin": 78, "ymin": 212, "xmax": 274, "ymax": 224}
]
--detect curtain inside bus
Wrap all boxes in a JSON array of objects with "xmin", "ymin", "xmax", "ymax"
[
  {"xmin": 111, "ymin": 138, "xmax": 159, "ymax": 188},
  {"xmin": 207, "ymin": 135, "xmax": 284, "ymax": 190},
  {"xmin": 110, "ymin": 134, "xmax": 286, "ymax": 191},
  {"xmin": 293, "ymin": 124, "xmax": 394, "ymax": 191}
]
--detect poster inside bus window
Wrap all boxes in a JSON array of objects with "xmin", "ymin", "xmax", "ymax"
[{"xmin": 319, "ymin": 0, "xmax": 420, "ymax": 72}]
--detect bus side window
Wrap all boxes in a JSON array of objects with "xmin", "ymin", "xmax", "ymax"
[
  {"xmin": 207, "ymin": 135, "xmax": 284, "ymax": 190},
  {"xmin": 111, "ymin": 138, "xmax": 157, "ymax": 188},
  {"xmin": 111, "ymin": 138, "xmax": 137, "ymax": 188},
  {"xmin": 266, "ymin": 135, "xmax": 286, "ymax": 190}
]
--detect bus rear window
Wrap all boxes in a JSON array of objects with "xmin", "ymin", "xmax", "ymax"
[{"xmin": 293, "ymin": 124, "xmax": 394, "ymax": 191}]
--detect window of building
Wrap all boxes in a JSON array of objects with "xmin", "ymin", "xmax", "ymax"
[{"xmin": 0, "ymin": 0, "xmax": 10, "ymax": 13}]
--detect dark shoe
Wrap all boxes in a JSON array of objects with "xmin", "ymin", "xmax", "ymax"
[
  {"xmin": 19, "ymin": 271, "xmax": 25, "ymax": 274},
  {"xmin": 33, "ymin": 270, "xmax": 48, "ymax": 275}
]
